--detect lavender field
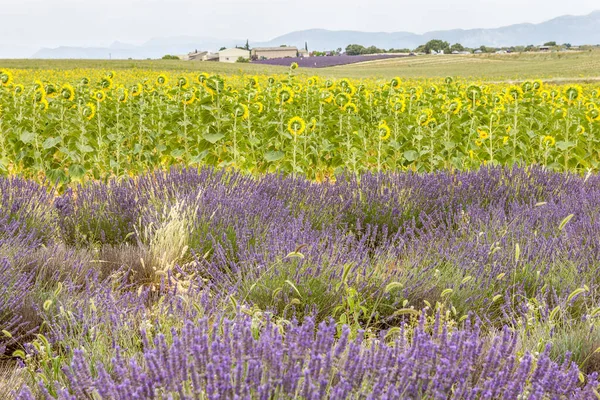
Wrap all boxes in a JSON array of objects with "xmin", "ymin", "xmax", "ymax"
[
  {"xmin": 2, "ymin": 166, "xmax": 600, "ymax": 398},
  {"xmin": 252, "ymin": 54, "xmax": 409, "ymax": 68}
]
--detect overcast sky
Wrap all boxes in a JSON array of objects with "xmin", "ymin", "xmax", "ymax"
[{"xmin": 1, "ymin": 0, "xmax": 598, "ymax": 57}]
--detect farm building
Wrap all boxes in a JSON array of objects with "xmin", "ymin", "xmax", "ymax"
[
  {"xmin": 539, "ymin": 46, "xmax": 551, "ymax": 52},
  {"xmin": 298, "ymin": 49, "xmax": 310, "ymax": 58},
  {"xmin": 187, "ymin": 51, "xmax": 218, "ymax": 61},
  {"xmin": 252, "ymin": 47, "xmax": 298, "ymax": 60},
  {"xmin": 219, "ymin": 48, "xmax": 250, "ymax": 63}
]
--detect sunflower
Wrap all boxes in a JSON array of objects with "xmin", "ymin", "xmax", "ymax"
[
  {"xmin": 577, "ymin": 125, "xmax": 586, "ymax": 135},
  {"xmin": 0, "ymin": 70, "xmax": 13, "ymax": 86},
  {"xmin": 417, "ymin": 109, "xmax": 433, "ymax": 126},
  {"xmin": 392, "ymin": 101, "xmax": 406, "ymax": 114},
  {"xmin": 80, "ymin": 77, "xmax": 90, "ymax": 86},
  {"xmin": 443, "ymin": 98, "xmax": 462, "ymax": 115},
  {"xmin": 131, "ymin": 83, "xmax": 143, "ymax": 97},
  {"xmin": 506, "ymin": 86, "xmax": 523, "ymax": 102},
  {"xmin": 33, "ymin": 88, "xmax": 46, "ymax": 103},
  {"xmin": 323, "ymin": 79, "xmax": 335, "ymax": 90},
  {"xmin": 378, "ymin": 121, "xmax": 391, "ymax": 140},
  {"xmin": 117, "ymin": 88, "xmax": 129, "ymax": 103},
  {"xmin": 444, "ymin": 76, "xmax": 454, "ymax": 85},
  {"xmin": 465, "ymin": 85, "xmax": 482, "ymax": 101},
  {"xmin": 106, "ymin": 71, "xmax": 116, "ymax": 80},
  {"xmin": 307, "ymin": 76, "xmax": 319, "ymax": 86},
  {"xmin": 287, "ymin": 116, "xmax": 306, "ymax": 135},
  {"xmin": 100, "ymin": 77, "xmax": 113, "ymax": 90},
  {"xmin": 93, "ymin": 90, "xmax": 106, "ymax": 103},
  {"xmin": 553, "ymin": 107, "xmax": 567, "ymax": 119},
  {"xmin": 13, "ymin": 84, "xmax": 24, "ymax": 96},
  {"xmin": 343, "ymin": 83, "xmax": 357, "ymax": 96},
  {"xmin": 248, "ymin": 76, "xmax": 260, "ymax": 88},
  {"xmin": 233, "ymin": 104, "xmax": 249, "ymax": 120},
  {"xmin": 543, "ymin": 135, "xmax": 556, "ymax": 146},
  {"xmin": 290, "ymin": 62, "xmax": 299, "ymax": 70},
  {"xmin": 182, "ymin": 90, "xmax": 196, "ymax": 105},
  {"xmin": 564, "ymin": 85, "xmax": 583, "ymax": 102},
  {"xmin": 81, "ymin": 103, "xmax": 96, "ymax": 120},
  {"xmin": 428, "ymin": 85, "xmax": 439, "ymax": 95},
  {"xmin": 309, "ymin": 118, "xmax": 317, "ymax": 132},
  {"xmin": 60, "ymin": 84, "xmax": 75, "ymax": 101},
  {"xmin": 390, "ymin": 77, "xmax": 401, "ymax": 89},
  {"xmin": 586, "ymin": 107, "xmax": 600, "ymax": 122},
  {"xmin": 503, "ymin": 136, "xmax": 509, "ymax": 145},
  {"xmin": 253, "ymin": 102, "xmax": 264, "ymax": 114},
  {"xmin": 177, "ymin": 76, "xmax": 189, "ymax": 89},
  {"xmin": 533, "ymin": 80, "xmax": 543, "ymax": 91},
  {"xmin": 38, "ymin": 98, "xmax": 49, "ymax": 112},
  {"xmin": 320, "ymin": 90, "xmax": 333, "ymax": 104},
  {"xmin": 196, "ymin": 73, "xmax": 209, "ymax": 85},
  {"xmin": 334, "ymin": 93, "xmax": 351, "ymax": 108},
  {"xmin": 343, "ymin": 102, "xmax": 358, "ymax": 114},
  {"xmin": 206, "ymin": 76, "xmax": 225, "ymax": 93},
  {"xmin": 521, "ymin": 81, "xmax": 533, "ymax": 92},
  {"xmin": 477, "ymin": 128, "xmax": 489, "ymax": 140},
  {"xmin": 277, "ymin": 87, "xmax": 294, "ymax": 104},
  {"xmin": 156, "ymin": 74, "xmax": 168, "ymax": 86}
]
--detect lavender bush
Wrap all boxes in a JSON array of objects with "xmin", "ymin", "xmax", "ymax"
[
  {"xmin": 16, "ymin": 315, "xmax": 599, "ymax": 399},
  {"xmin": 2, "ymin": 166, "xmax": 600, "ymax": 398},
  {"xmin": 252, "ymin": 54, "xmax": 409, "ymax": 68}
]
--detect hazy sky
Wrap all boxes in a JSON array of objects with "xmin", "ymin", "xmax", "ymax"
[{"xmin": 1, "ymin": 0, "xmax": 598, "ymax": 57}]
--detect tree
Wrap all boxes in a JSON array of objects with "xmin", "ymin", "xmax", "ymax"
[
  {"xmin": 161, "ymin": 54, "xmax": 179, "ymax": 60},
  {"xmin": 236, "ymin": 56, "xmax": 249, "ymax": 63},
  {"xmin": 305, "ymin": 41, "xmax": 308, "ymax": 51},
  {"xmin": 544, "ymin": 41, "xmax": 557, "ymax": 46},
  {"xmin": 219, "ymin": 47, "xmax": 227, "ymax": 51},
  {"xmin": 450, "ymin": 43, "xmax": 465, "ymax": 52},
  {"xmin": 416, "ymin": 39, "xmax": 450, "ymax": 54},
  {"xmin": 244, "ymin": 39, "xmax": 250, "ymax": 50},
  {"xmin": 345, "ymin": 44, "xmax": 366, "ymax": 55}
]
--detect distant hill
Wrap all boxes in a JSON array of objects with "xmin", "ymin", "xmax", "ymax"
[
  {"xmin": 31, "ymin": 11, "xmax": 600, "ymax": 59},
  {"xmin": 262, "ymin": 11, "xmax": 600, "ymax": 50}
]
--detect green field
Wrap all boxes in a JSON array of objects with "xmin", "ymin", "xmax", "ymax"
[{"xmin": 2, "ymin": 49, "xmax": 600, "ymax": 80}]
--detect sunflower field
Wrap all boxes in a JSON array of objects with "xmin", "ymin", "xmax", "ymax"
[{"xmin": 1, "ymin": 66, "xmax": 600, "ymax": 184}]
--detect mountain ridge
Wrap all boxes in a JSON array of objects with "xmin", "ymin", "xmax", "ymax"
[{"xmin": 31, "ymin": 11, "xmax": 600, "ymax": 59}]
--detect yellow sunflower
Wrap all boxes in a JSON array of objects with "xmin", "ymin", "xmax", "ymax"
[
  {"xmin": 61, "ymin": 84, "xmax": 75, "ymax": 101},
  {"xmin": 156, "ymin": 74, "xmax": 168, "ymax": 86},
  {"xmin": 277, "ymin": 87, "xmax": 294, "ymax": 104},
  {"xmin": 378, "ymin": 121, "xmax": 391, "ymax": 140},
  {"xmin": 287, "ymin": 116, "xmax": 306, "ymax": 135},
  {"xmin": 13, "ymin": 84, "xmax": 25, "ymax": 96},
  {"xmin": 131, "ymin": 83, "xmax": 143, "ymax": 97},
  {"xmin": 93, "ymin": 90, "xmax": 106, "ymax": 103},
  {"xmin": 543, "ymin": 135, "xmax": 556, "ymax": 146},
  {"xmin": 233, "ymin": 104, "xmax": 249, "ymax": 120},
  {"xmin": 586, "ymin": 107, "xmax": 600, "ymax": 122},
  {"xmin": 254, "ymin": 102, "xmax": 264, "ymax": 114},
  {"xmin": 182, "ymin": 90, "xmax": 196, "ymax": 105},
  {"xmin": 82, "ymin": 103, "xmax": 96, "ymax": 120},
  {"xmin": 390, "ymin": 77, "xmax": 401, "ymax": 89},
  {"xmin": 477, "ymin": 129, "xmax": 489, "ymax": 140},
  {"xmin": 343, "ymin": 102, "xmax": 358, "ymax": 114},
  {"xmin": 117, "ymin": 88, "xmax": 129, "ymax": 103},
  {"xmin": 0, "ymin": 70, "xmax": 13, "ymax": 86}
]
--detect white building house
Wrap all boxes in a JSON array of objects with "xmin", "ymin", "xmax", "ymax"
[{"xmin": 218, "ymin": 48, "xmax": 250, "ymax": 63}]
